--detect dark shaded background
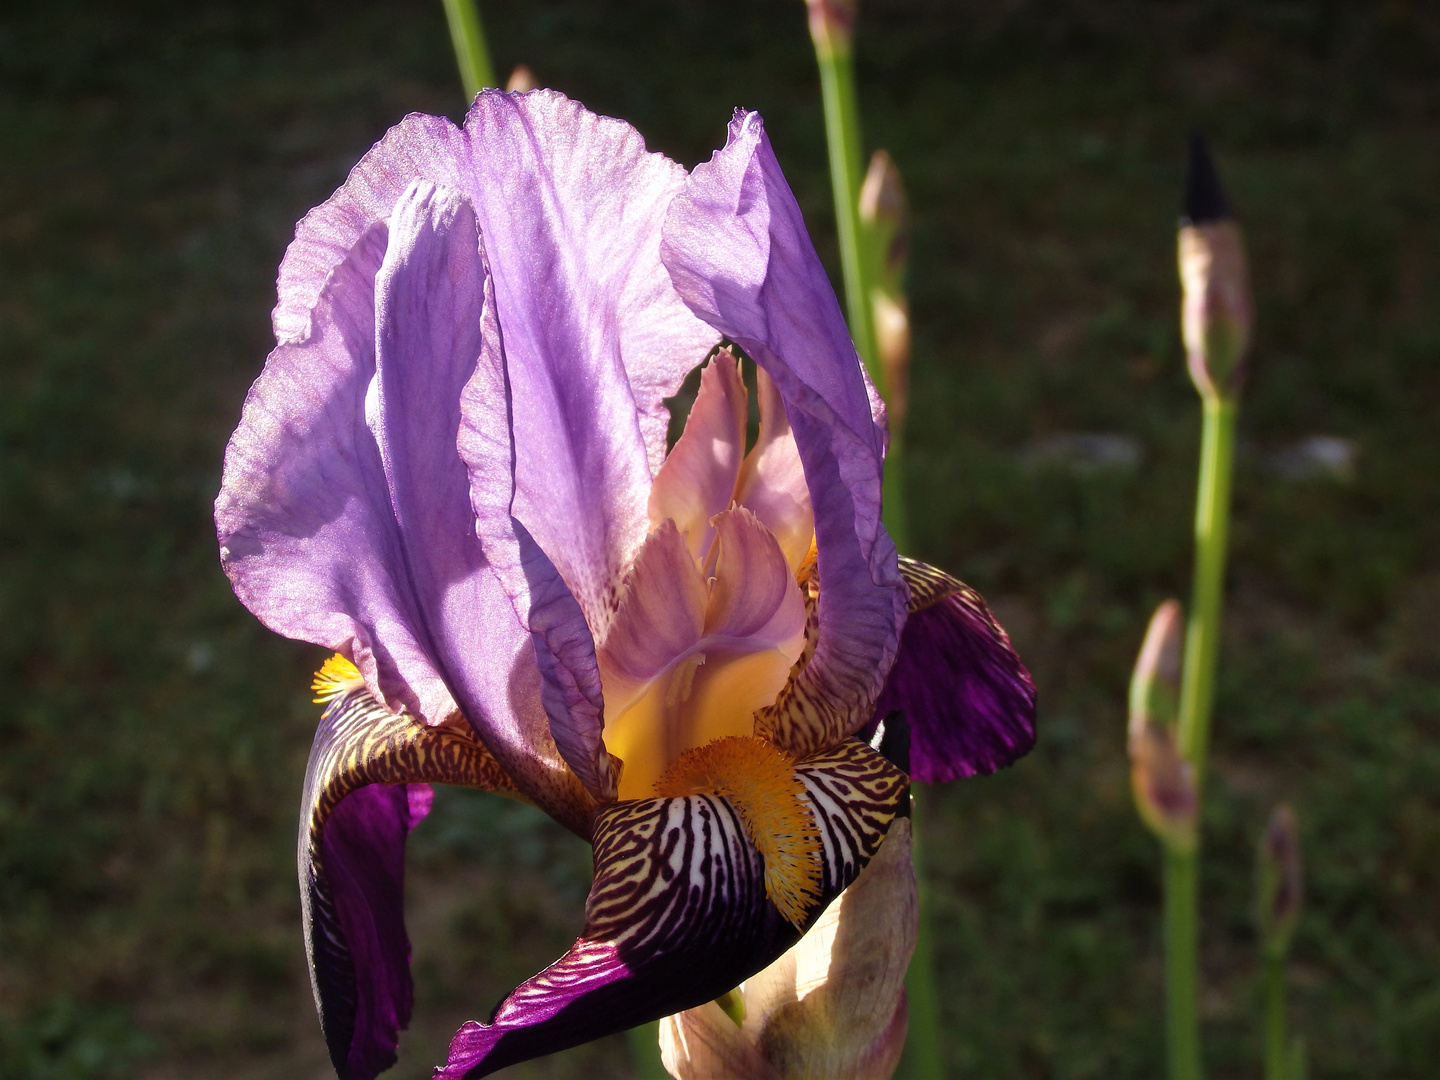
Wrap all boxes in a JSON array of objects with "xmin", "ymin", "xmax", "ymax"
[{"xmin": 3, "ymin": 1, "xmax": 1438, "ymax": 1077}]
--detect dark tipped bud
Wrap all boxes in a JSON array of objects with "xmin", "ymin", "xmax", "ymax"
[
  {"xmin": 1128, "ymin": 601, "xmax": 1196, "ymax": 852},
  {"xmin": 1182, "ymin": 130, "xmax": 1233, "ymax": 226},
  {"xmin": 1178, "ymin": 134, "xmax": 1252, "ymax": 400},
  {"xmin": 859, "ymin": 150, "xmax": 910, "ymax": 437},
  {"xmin": 805, "ymin": 0, "xmax": 857, "ymax": 55},
  {"xmin": 505, "ymin": 64, "xmax": 537, "ymax": 93},
  {"xmin": 1257, "ymin": 803, "xmax": 1304, "ymax": 956}
]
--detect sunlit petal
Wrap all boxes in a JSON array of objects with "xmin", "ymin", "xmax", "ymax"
[
  {"xmin": 649, "ymin": 351, "xmax": 748, "ymax": 562},
  {"xmin": 736, "ymin": 367, "xmax": 814, "ymax": 573}
]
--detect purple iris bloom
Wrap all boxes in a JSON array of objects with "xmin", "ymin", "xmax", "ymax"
[{"xmin": 215, "ymin": 90, "xmax": 1035, "ymax": 1080}]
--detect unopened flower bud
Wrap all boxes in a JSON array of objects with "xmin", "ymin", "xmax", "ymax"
[
  {"xmin": 859, "ymin": 150, "xmax": 910, "ymax": 437},
  {"xmin": 1256, "ymin": 803, "xmax": 1303, "ymax": 956},
  {"xmin": 1179, "ymin": 131, "xmax": 1252, "ymax": 400},
  {"xmin": 505, "ymin": 64, "xmax": 537, "ymax": 93},
  {"xmin": 1128, "ymin": 600, "xmax": 1197, "ymax": 852},
  {"xmin": 805, "ymin": 0, "xmax": 857, "ymax": 56}
]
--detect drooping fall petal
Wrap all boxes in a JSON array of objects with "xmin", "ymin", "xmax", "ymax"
[
  {"xmin": 659, "ymin": 818, "xmax": 916, "ymax": 1080},
  {"xmin": 437, "ymin": 739, "xmax": 908, "ymax": 1079},
  {"xmin": 301, "ymin": 669, "xmax": 518, "ymax": 1080},
  {"xmin": 870, "ymin": 558, "xmax": 1037, "ymax": 781}
]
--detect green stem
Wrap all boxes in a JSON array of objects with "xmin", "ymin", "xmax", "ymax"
[
  {"xmin": 626, "ymin": 1021, "xmax": 670, "ymax": 1080},
  {"xmin": 903, "ymin": 784, "xmax": 944, "ymax": 1080},
  {"xmin": 440, "ymin": 0, "xmax": 496, "ymax": 102},
  {"xmin": 1263, "ymin": 951, "xmax": 1288, "ymax": 1080},
  {"xmin": 1164, "ymin": 848, "xmax": 1202, "ymax": 1080},
  {"xmin": 812, "ymin": 37, "xmax": 907, "ymax": 550},
  {"xmin": 1164, "ymin": 392, "xmax": 1238, "ymax": 1080},
  {"xmin": 1177, "ymin": 395, "xmax": 1238, "ymax": 787}
]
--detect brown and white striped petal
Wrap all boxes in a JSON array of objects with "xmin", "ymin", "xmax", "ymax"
[{"xmin": 437, "ymin": 738, "xmax": 908, "ymax": 1079}]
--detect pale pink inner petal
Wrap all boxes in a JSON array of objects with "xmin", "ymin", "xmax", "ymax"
[
  {"xmin": 595, "ymin": 519, "xmax": 707, "ymax": 719},
  {"xmin": 599, "ymin": 507, "xmax": 805, "ymax": 802},
  {"xmin": 647, "ymin": 352, "xmax": 748, "ymax": 562},
  {"xmin": 704, "ymin": 507, "xmax": 806, "ymax": 647},
  {"xmin": 735, "ymin": 366, "xmax": 814, "ymax": 572}
]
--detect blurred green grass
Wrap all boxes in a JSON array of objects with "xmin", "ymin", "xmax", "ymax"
[{"xmin": 2, "ymin": 1, "xmax": 1438, "ymax": 1077}]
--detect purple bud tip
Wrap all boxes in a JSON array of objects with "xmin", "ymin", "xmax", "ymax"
[{"xmin": 1182, "ymin": 129, "xmax": 1233, "ymax": 226}]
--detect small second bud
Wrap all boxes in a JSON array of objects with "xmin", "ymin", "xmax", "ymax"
[{"xmin": 1128, "ymin": 600, "xmax": 1197, "ymax": 852}]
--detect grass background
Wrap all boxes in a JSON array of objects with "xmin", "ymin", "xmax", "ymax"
[{"xmin": 3, "ymin": 0, "xmax": 1439, "ymax": 1077}]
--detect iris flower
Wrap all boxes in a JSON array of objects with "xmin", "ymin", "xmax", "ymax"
[{"xmin": 215, "ymin": 90, "xmax": 1035, "ymax": 1079}]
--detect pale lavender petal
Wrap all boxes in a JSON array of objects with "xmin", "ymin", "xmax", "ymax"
[
  {"xmin": 661, "ymin": 111, "xmax": 908, "ymax": 758},
  {"xmin": 456, "ymin": 91, "xmax": 716, "ymax": 638},
  {"xmin": 372, "ymin": 179, "xmax": 608, "ymax": 819},
  {"xmin": 871, "ymin": 560, "xmax": 1037, "ymax": 781},
  {"xmin": 275, "ymin": 95, "xmax": 713, "ymax": 468},
  {"xmin": 271, "ymin": 113, "xmax": 465, "ymax": 347},
  {"xmin": 456, "ymin": 265, "xmax": 616, "ymax": 800},
  {"xmin": 437, "ymin": 739, "xmax": 907, "ymax": 1079},
  {"xmin": 647, "ymin": 351, "xmax": 747, "ymax": 562},
  {"xmin": 216, "ymin": 219, "xmax": 462, "ymax": 725}
]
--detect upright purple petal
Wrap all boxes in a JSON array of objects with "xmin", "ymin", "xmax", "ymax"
[
  {"xmin": 271, "ymin": 113, "xmax": 464, "ymax": 347},
  {"xmin": 871, "ymin": 559, "xmax": 1037, "ymax": 781},
  {"xmin": 217, "ymin": 218, "xmax": 461, "ymax": 725},
  {"xmin": 455, "ymin": 91, "xmax": 717, "ymax": 637},
  {"xmin": 219, "ymin": 175, "xmax": 596, "ymax": 832},
  {"xmin": 661, "ymin": 111, "xmax": 908, "ymax": 758},
  {"xmin": 372, "ymin": 178, "xmax": 612, "ymax": 811}
]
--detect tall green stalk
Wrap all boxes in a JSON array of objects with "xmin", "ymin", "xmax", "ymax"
[
  {"xmin": 809, "ymin": 4, "xmax": 934, "ymax": 1076},
  {"xmin": 1164, "ymin": 395, "xmax": 1237, "ymax": 1080},
  {"xmin": 904, "ymin": 785, "xmax": 943, "ymax": 1079},
  {"xmin": 440, "ymin": 0, "xmax": 496, "ymax": 101},
  {"xmin": 1263, "ymin": 951, "xmax": 1287, "ymax": 1080},
  {"xmin": 1148, "ymin": 130, "xmax": 1253, "ymax": 1080},
  {"xmin": 810, "ymin": 16, "xmax": 908, "ymax": 548},
  {"xmin": 1158, "ymin": 396, "xmax": 1236, "ymax": 1080},
  {"xmin": 1177, "ymin": 397, "xmax": 1238, "ymax": 785}
]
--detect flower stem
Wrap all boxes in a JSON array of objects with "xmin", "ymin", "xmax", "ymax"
[
  {"xmin": 1164, "ymin": 847, "xmax": 1202, "ymax": 1080},
  {"xmin": 1165, "ymin": 393, "xmax": 1238, "ymax": 1080},
  {"xmin": 811, "ymin": 32, "xmax": 908, "ymax": 550},
  {"xmin": 440, "ymin": 0, "xmax": 496, "ymax": 102},
  {"xmin": 904, "ymin": 784, "xmax": 945, "ymax": 1080},
  {"xmin": 627, "ymin": 1021, "xmax": 670, "ymax": 1080},
  {"xmin": 1263, "ymin": 951, "xmax": 1288, "ymax": 1080},
  {"xmin": 1177, "ymin": 395, "xmax": 1237, "ymax": 786}
]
